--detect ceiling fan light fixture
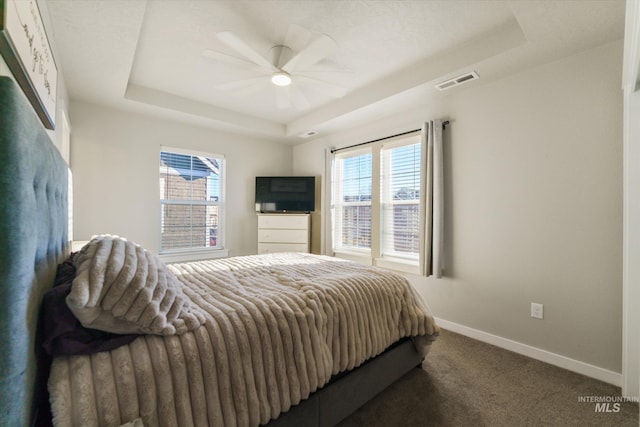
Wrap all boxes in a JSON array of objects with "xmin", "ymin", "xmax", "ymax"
[{"xmin": 271, "ymin": 71, "xmax": 292, "ymax": 86}]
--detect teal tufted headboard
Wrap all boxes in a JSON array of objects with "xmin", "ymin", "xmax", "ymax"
[{"xmin": 0, "ymin": 76, "xmax": 69, "ymax": 426}]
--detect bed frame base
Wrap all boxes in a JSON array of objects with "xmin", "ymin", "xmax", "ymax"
[{"xmin": 266, "ymin": 338, "xmax": 422, "ymax": 427}]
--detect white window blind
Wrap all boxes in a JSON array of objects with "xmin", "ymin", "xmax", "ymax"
[
  {"xmin": 332, "ymin": 150, "xmax": 372, "ymax": 253},
  {"xmin": 331, "ymin": 132, "xmax": 423, "ymax": 273},
  {"xmin": 159, "ymin": 148, "xmax": 224, "ymax": 253},
  {"xmin": 381, "ymin": 141, "xmax": 421, "ymax": 261}
]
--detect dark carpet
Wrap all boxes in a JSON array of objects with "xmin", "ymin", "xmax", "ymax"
[{"xmin": 338, "ymin": 329, "xmax": 638, "ymax": 427}]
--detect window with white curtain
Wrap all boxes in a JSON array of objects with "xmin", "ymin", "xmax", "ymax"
[
  {"xmin": 159, "ymin": 147, "xmax": 225, "ymax": 254},
  {"xmin": 331, "ymin": 132, "xmax": 422, "ymax": 273}
]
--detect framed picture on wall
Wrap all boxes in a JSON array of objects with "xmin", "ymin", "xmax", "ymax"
[{"xmin": 0, "ymin": 0, "xmax": 57, "ymax": 129}]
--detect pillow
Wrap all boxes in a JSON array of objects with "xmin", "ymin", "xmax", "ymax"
[
  {"xmin": 66, "ymin": 235, "xmax": 206, "ymax": 335},
  {"xmin": 41, "ymin": 282, "xmax": 139, "ymax": 356},
  {"xmin": 40, "ymin": 252, "xmax": 138, "ymax": 356},
  {"xmin": 53, "ymin": 251, "xmax": 77, "ymax": 286}
]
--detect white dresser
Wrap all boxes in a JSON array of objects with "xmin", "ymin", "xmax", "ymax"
[{"xmin": 257, "ymin": 213, "xmax": 310, "ymax": 254}]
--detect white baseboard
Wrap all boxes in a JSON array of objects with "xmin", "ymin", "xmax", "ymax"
[{"xmin": 434, "ymin": 317, "xmax": 622, "ymax": 387}]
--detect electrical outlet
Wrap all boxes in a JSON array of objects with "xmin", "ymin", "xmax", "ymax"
[{"xmin": 531, "ymin": 302, "xmax": 544, "ymax": 319}]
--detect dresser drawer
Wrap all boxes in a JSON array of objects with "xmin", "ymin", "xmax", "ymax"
[
  {"xmin": 257, "ymin": 213, "xmax": 310, "ymax": 254},
  {"xmin": 258, "ymin": 229, "xmax": 308, "ymax": 244},
  {"xmin": 258, "ymin": 243, "xmax": 309, "ymax": 254},
  {"xmin": 258, "ymin": 214, "xmax": 309, "ymax": 229}
]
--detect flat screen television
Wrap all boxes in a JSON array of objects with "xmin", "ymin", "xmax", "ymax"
[{"xmin": 255, "ymin": 176, "xmax": 315, "ymax": 213}]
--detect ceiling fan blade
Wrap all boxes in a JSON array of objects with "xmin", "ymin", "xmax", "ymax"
[
  {"xmin": 202, "ymin": 49, "xmax": 268, "ymax": 73},
  {"xmin": 284, "ymin": 23, "xmax": 311, "ymax": 51},
  {"xmin": 235, "ymin": 78, "xmax": 271, "ymax": 97},
  {"xmin": 295, "ymin": 75, "xmax": 348, "ymax": 98},
  {"xmin": 275, "ymin": 86, "xmax": 292, "ymax": 109},
  {"xmin": 295, "ymin": 68, "xmax": 353, "ymax": 76},
  {"xmin": 215, "ymin": 76, "xmax": 269, "ymax": 91},
  {"xmin": 282, "ymin": 34, "xmax": 337, "ymax": 73},
  {"xmin": 216, "ymin": 31, "xmax": 277, "ymax": 72},
  {"xmin": 289, "ymin": 85, "xmax": 311, "ymax": 110}
]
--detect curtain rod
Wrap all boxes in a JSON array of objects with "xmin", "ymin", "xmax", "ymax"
[{"xmin": 330, "ymin": 120, "xmax": 449, "ymax": 154}]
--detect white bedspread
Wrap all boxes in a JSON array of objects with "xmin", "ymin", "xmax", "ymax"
[{"xmin": 49, "ymin": 252, "xmax": 439, "ymax": 427}]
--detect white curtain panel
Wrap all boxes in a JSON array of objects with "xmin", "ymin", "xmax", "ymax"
[
  {"xmin": 420, "ymin": 120, "xmax": 444, "ymax": 277},
  {"xmin": 323, "ymin": 147, "xmax": 335, "ymax": 255}
]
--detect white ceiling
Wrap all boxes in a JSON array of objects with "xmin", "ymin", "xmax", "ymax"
[{"xmin": 45, "ymin": 0, "xmax": 625, "ymax": 143}]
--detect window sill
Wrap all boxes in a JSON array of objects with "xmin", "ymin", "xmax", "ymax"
[
  {"xmin": 374, "ymin": 257, "xmax": 420, "ymax": 275},
  {"xmin": 159, "ymin": 248, "xmax": 229, "ymax": 264},
  {"xmin": 332, "ymin": 251, "xmax": 420, "ymax": 275},
  {"xmin": 333, "ymin": 250, "xmax": 373, "ymax": 266}
]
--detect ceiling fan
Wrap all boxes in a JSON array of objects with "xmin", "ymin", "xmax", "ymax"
[{"xmin": 202, "ymin": 24, "xmax": 348, "ymax": 110}]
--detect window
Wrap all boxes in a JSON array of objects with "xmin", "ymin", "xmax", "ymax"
[
  {"xmin": 331, "ymin": 133, "xmax": 422, "ymax": 272},
  {"xmin": 332, "ymin": 150, "xmax": 372, "ymax": 253},
  {"xmin": 381, "ymin": 141, "xmax": 421, "ymax": 261},
  {"xmin": 159, "ymin": 147, "xmax": 225, "ymax": 254}
]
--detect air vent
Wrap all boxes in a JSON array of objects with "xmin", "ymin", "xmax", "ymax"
[
  {"xmin": 435, "ymin": 71, "xmax": 479, "ymax": 91},
  {"xmin": 299, "ymin": 130, "xmax": 319, "ymax": 138}
]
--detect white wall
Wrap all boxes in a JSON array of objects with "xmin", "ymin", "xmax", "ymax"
[
  {"xmin": 622, "ymin": 0, "xmax": 640, "ymax": 399},
  {"xmin": 294, "ymin": 40, "xmax": 624, "ymax": 374},
  {"xmin": 70, "ymin": 102, "xmax": 293, "ymax": 257},
  {"xmin": 624, "ymin": 88, "xmax": 640, "ymax": 396},
  {"xmin": 0, "ymin": 56, "xmax": 9, "ymax": 75}
]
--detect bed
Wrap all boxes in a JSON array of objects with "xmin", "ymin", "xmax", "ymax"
[{"xmin": 0, "ymin": 75, "xmax": 440, "ymax": 427}]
